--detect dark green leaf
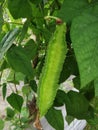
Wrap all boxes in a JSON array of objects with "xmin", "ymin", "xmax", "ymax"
[
  {"xmin": 6, "ymin": 107, "xmax": 15, "ymax": 119},
  {"xmin": 65, "ymin": 91, "xmax": 91, "ymax": 119},
  {"xmin": 54, "ymin": 90, "xmax": 66, "ymax": 107},
  {"xmin": 59, "ymin": 50, "xmax": 79, "ymax": 83},
  {"xmin": 29, "ymin": 80, "xmax": 37, "ymax": 92},
  {"xmin": 80, "ymin": 81, "xmax": 95, "ymax": 101},
  {"xmin": 2, "ymin": 83, "xmax": 7, "ymax": 100},
  {"xmin": 73, "ymin": 76, "xmax": 80, "ymax": 90},
  {"xmin": 7, "ymin": 93, "xmax": 23, "ymax": 112},
  {"xmin": 24, "ymin": 39, "xmax": 38, "ymax": 60},
  {"xmin": 58, "ymin": 0, "xmax": 98, "ymax": 24},
  {"xmin": 19, "ymin": 20, "xmax": 30, "ymax": 43},
  {"xmin": 36, "ymin": 56, "xmax": 45, "ymax": 78},
  {"xmin": 0, "ymin": 28, "xmax": 20, "ymax": 60},
  {"xmin": 71, "ymin": 13, "xmax": 98, "ymax": 87},
  {"xmin": 6, "ymin": 45, "xmax": 34, "ymax": 78},
  {"xmin": 7, "ymin": 0, "xmax": 32, "ymax": 19},
  {"xmin": 46, "ymin": 107, "xmax": 64, "ymax": 130},
  {"xmin": 0, "ymin": 60, "xmax": 9, "ymax": 71}
]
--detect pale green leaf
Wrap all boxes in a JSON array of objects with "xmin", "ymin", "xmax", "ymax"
[{"xmin": 0, "ymin": 119, "xmax": 4, "ymax": 130}]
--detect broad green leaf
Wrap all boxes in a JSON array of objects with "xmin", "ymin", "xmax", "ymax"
[
  {"xmin": 54, "ymin": 90, "xmax": 66, "ymax": 107},
  {"xmin": 0, "ymin": 119, "xmax": 4, "ymax": 130},
  {"xmin": 7, "ymin": 93, "xmax": 23, "ymax": 112},
  {"xmin": 0, "ymin": 28, "xmax": 20, "ymax": 60},
  {"xmin": 0, "ymin": 6, "xmax": 3, "ymax": 33},
  {"xmin": 7, "ymin": 0, "xmax": 32, "ymax": 19},
  {"xmin": 65, "ymin": 91, "xmax": 91, "ymax": 119},
  {"xmin": 6, "ymin": 107, "xmax": 15, "ymax": 119},
  {"xmin": 71, "ymin": 13, "xmax": 98, "ymax": 87},
  {"xmin": 59, "ymin": 50, "xmax": 79, "ymax": 83},
  {"xmin": 24, "ymin": 39, "xmax": 38, "ymax": 60},
  {"xmin": 7, "ymin": 69, "xmax": 25, "ymax": 84},
  {"xmin": 80, "ymin": 81, "xmax": 95, "ymax": 101},
  {"xmin": 2, "ymin": 83, "xmax": 7, "ymax": 100},
  {"xmin": 6, "ymin": 45, "xmax": 34, "ymax": 78},
  {"xmin": 45, "ymin": 107, "xmax": 64, "ymax": 130},
  {"xmin": 19, "ymin": 19, "xmax": 30, "ymax": 43},
  {"xmin": 94, "ymin": 79, "xmax": 98, "ymax": 96},
  {"xmin": 58, "ymin": 0, "xmax": 98, "ymax": 24}
]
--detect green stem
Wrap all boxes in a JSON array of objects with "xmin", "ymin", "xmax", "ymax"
[
  {"xmin": 44, "ymin": 15, "xmax": 60, "ymax": 20},
  {"xmin": 14, "ymin": 73, "xmax": 18, "ymax": 94},
  {"xmin": 18, "ymin": 114, "xmax": 22, "ymax": 127}
]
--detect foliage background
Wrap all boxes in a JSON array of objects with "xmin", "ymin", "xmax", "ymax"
[{"xmin": 0, "ymin": 0, "xmax": 98, "ymax": 129}]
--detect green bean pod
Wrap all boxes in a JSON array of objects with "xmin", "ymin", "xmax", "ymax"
[{"xmin": 37, "ymin": 23, "xmax": 67, "ymax": 117}]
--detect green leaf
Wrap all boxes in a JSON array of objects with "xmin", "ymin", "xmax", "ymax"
[
  {"xmin": 94, "ymin": 79, "xmax": 98, "ymax": 96},
  {"xmin": 54, "ymin": 90, "xmax": 66, "ymax": 107},
  {"xmin": 7, "ymin": 69, "xmax": 25, "ymax": 84},
  {"xmin": 45, "ymin": 107, "xmax": 64, "ymax": 130},
  {"xmin": 22, "ymin": 85, "xmax": 31, "ymax": 96},
  {"xmin": 7, "ymin": 93, "xmax": 23, "ymax": 112},
  {"xmin": 0, "ymin": 59, "xmax": 9, "ymax": 71},
  {"xmin": 0, "ymin": 28, "xmax": 20, "ymax": 60},
  {"xmin": 58, "ymin": 0, "xmax": 98, "ymax": 24},
  {"xmin": 58, "ymin": 0, "xmax": 88, "ymax": 23},
  {"xmin": 24, "ymin": 39, "xmax": 38, "ymax": 60},
  {"xmin": 2, "ymin": 83, "xmax": 7, "ymax": 100},
  {"xmin": 19, "ymin": 19, "xmax": 30, "ymax": 43},
  {"xmin": 88, "ymin": 115, "xmax": 98, "ymax": 127},
  {"xmin": 65, "ymin": 91, "xmax": 91, "ymax": 119},
  {"xmin": 29, "ymin": 0, "xmax": 42, "ymax": 5},
  {"xmin": 71, "ymin": 13, "xmax": 98, "ymax": 87},
  {"xmin": 6, "ymin": 45, "xmax": 34, "ymax": 78},
  {"xmin": 59, "ymin": 50, "xmax": 79, "ymax": 83},
  {"xmin": 0, "ymin": 119, "xmax": 4, "ymax": 130},
  {"xmin": 7, "ymin": 0, "xmax": 32, "ymax": 19},
  {"xmin": 0, "ymin": 6, "xmax": 4, "ymax": 33},
  {"xmin": 66, "ymin": 115, "xmax": 74, "ymax": 125},
  {"xmin": 73, "ymin": 76, "xmax": 80, "ymax": 90},
  {"xmin": 29, "ymin": 80, "xmax": 37, "ymax": 92},
  {"xmin": 6, "ymin": 107, "xmax": 15, "ymax": 119},
  {"xmin": 80, "ymin": 81, "xmax": 95, "ymax": 101},
  {"xmin": 36, "ymin": 56, "xmax": 45, "ymax": 78}
]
